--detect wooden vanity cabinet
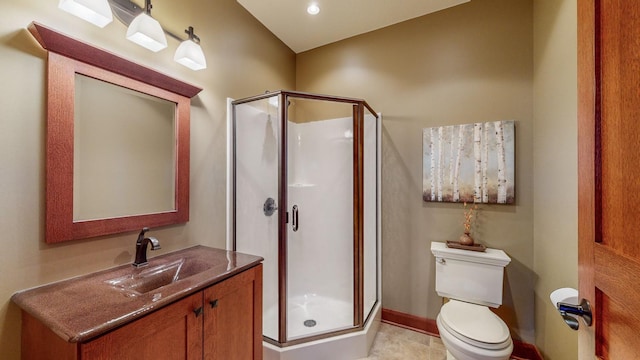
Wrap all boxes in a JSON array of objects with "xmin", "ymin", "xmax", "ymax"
[
  {"xmin": 80, "ymin": 292, "xmax": 204, "ymax": 359},
  {"xmin": 203, "ymin": 264, "xmax": 263, "ymax": 360},
  {"xmin": 21, "ymin": 264, "xmax": 263, "ymax": 360}
]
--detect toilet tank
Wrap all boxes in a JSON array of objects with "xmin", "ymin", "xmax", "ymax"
[{"xmin": 431, "ymin": 242, "xmax": 511, "ymax": 308}]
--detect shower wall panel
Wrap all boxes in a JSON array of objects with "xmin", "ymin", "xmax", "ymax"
[{"xmin": 287, "ymin": 117, "xmax": 354, "ymax": 302}]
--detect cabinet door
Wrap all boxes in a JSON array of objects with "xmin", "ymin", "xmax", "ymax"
[
  {"xmin": 203, "ymin": 265, "xmax": 262, "ymax": 360},
  {"xmin": 80, "ymin": 292, "xmax": 204, "ymax": 360}
]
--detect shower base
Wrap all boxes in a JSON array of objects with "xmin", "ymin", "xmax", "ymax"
[
  {"xmin": 264, "ymin": 294, "xmax": 354, "ymax": 340},
  {"xmin": 263, "ymin": 301, "xmax": 381, "ymax": 360}
]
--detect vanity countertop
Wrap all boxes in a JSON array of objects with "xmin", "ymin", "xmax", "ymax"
[{"xmin": 11, "ymin": 246, "xmax": 263, "ymax": 343}]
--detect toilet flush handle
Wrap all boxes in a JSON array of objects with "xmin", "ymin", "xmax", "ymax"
[{"xmin": 436, "ymin": 258, "xmax": 446, "ymax": 264}]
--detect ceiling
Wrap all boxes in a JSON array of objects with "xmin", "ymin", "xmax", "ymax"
[{"xmin": 236, "ymin": 0, "xmax": 470, "ymax": 53}]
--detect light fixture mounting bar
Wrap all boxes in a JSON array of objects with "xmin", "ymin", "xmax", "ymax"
[{"xmin": 185, "ymin": 26, "xmax": 200, "ymax": 44}]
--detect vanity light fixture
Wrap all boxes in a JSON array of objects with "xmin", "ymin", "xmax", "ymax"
[
  {"xmin": 174, "ymin": 26, "xmax": 207, "ymax": 71},
  {"xmin": 307, "ymin": 3, "xmax": 320, "ymax": 15},
  {"xmin": 58, "ymin": 0, "xmax": 113, "ymax": 27},
  {"xmin": 126, "ymin": 0, "xmax": 167, "ymax": 52},
  {"xmin": 58, "ymin": 0, "xmax": 206, "ymax": 70}
]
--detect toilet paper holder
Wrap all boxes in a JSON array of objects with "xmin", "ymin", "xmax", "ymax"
[
  {"xmin": 550, "ymin": 288, "xmax": 592, "ymax": 331},
  {"xmin": 556, "ymin": 298, "xmax": 592, "ymax": 330}
]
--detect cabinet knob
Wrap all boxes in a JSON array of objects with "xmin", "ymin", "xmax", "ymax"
[
  {"xmin": 193, "ymin": 307, "xmax": 204, "ymax": 317},
  {"xmin": 209, "ymin": 299, "xmax": 219, "ymax": 308}
]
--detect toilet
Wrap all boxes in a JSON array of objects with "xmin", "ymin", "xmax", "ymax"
[{"xmin": 431, "ymin": 242, "xmax": 513, "ymax": 360}]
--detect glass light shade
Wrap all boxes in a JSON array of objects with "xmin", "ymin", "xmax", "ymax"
[
  {"xmin": 174, "ymin": 40, "xmax": 207, "ymax": 70},
  {"xmin": 126, "ymin": 13, "xmax": 167, "ymax": 52},
  {"xmin": 58, "ymin": 0, "xmax": 113, "ymax": 28}
]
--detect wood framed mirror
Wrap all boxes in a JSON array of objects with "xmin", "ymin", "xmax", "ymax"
[{"xmin": 28, "ymin": 22, "xmax": 202, "ymax": 244}]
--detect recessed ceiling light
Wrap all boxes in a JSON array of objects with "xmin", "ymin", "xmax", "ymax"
[{"xmin": 307, "ymin": 3, "xmax": 320, "ymax": 15}]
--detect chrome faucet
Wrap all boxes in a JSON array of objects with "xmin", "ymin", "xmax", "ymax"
[{"xmin": 133, "ymin": 227, "xmax": 161, "ymax": 267}]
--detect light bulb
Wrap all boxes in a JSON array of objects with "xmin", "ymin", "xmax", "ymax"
[{"xmin": 307, "ymin": 3, "xmax": 320, "ymax": 15}]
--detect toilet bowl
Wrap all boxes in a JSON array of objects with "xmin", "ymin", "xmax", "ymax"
[{"xmin": 436, "ymin": 300, "xmax": 512, "ymax": 360}]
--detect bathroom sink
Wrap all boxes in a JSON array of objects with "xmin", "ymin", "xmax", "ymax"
[{"xmin": 105, "ymin": 258, "xmax": 211, "ymax": 295}]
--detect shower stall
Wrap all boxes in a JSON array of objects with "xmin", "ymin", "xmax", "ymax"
[{"xmin": 229, "ymin": 91, "xmax": 380, "ymax": 359}]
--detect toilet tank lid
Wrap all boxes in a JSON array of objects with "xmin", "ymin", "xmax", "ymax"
[{"xmin": 431, "ymin": 242, "xmax": 511, "ymax": 267}]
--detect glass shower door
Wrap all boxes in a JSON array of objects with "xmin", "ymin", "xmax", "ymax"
[
  {"xmin": 285, "ymin": 97, "xmax": 355, "ymax": 341},
  {"xmin": 233, "ymin": 96, "xmax": 281, "ymax": 342}
]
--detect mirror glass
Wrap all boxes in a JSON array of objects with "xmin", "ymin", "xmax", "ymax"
[{"xmin": 73, "ymin": 74, "xmax": 176, "ymax": 221}]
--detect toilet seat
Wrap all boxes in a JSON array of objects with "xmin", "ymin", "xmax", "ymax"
[{"xmin": 439, "ymin": 300, "xmax": 511, "ymax": 350}]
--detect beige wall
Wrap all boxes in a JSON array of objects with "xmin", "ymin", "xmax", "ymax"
[
  {"xmin": 0, "ymin": 0, "xmax": 294, "ymax": 357},
  {"xmin": 533, "ymin": 0, "xmax": 578, "ymax": 359},
  {"xmin": 0, "ymin": 0, "xmax": 581, "ymax": 357},
  {"xmin": 297, "ymin": 0, "xmax": 536, "ymax": 343}
]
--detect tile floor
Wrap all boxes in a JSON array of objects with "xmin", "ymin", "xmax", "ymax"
[
  {"xmin": 362, "ymin": 323, "xmax": 525, "ymax": 360},
  {"xmin": 360, "ymin": 323, "xmax": 446, "ymax": 360}
]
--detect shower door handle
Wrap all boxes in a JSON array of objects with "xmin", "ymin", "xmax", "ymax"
[{"xmin": 292, "ymin": 205, "xmax": 299, "ymax": 232}]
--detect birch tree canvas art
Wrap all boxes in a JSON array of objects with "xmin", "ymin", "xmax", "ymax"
[{"xmin": 423, "ymin": 121, "xmax": 515, "ymax": 204}]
